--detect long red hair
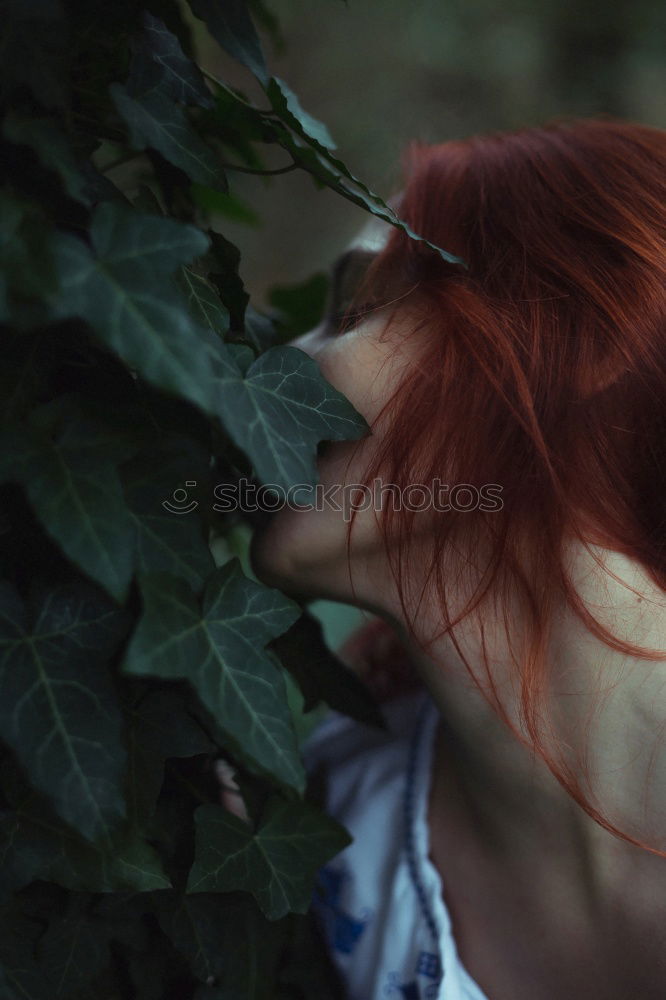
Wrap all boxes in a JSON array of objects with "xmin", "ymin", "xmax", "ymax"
[{"xmin": 342, "ymin": 116, "xmax": 666, "ymax": 854}]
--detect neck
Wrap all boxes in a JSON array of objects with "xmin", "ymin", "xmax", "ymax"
[{"xmin": 378, "ymin": 541, "xmax": 666, "ymax": 914}]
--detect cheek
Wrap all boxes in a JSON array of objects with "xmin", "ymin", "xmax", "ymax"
[
  {"xmin": 249, "ymin": 316, "xmax": 414, "ymax": 597},
  {"xmin": 249, "ymin": 436, "xmax": 381, "ymax": 598}
]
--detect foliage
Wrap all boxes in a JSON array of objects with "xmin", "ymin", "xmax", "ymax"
[{"xmin": 0, "ymin": 1, "xmax": 456, "ymax": 996}]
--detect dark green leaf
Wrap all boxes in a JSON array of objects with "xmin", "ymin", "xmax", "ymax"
[
  {"xmin": 110, "ymin": 83, "xmax": 227, "ymax": 188},
  {"xmin": 188, "ymin": 0, "xmax": 268, "ymax": 85},
  {"xmin": 122, "ymin": 560, "xmax": 304, "ymax": 792},
  {"xmin": 52, "ymin": 203, "xmax": 219, "ymax": 416},
  {"xmin": 178, "ymin": 266, "xmax": 231, "ymax": 341},
  {"xmin": 3, "ymin": 115, "xmax": 91, "ymax": 205},
  {"xmin": 267, "ymin": 77, "xmax": 336, "ymax": 151},
  {"xmin": 0, "ymin": 412, "xmax": 136, "ymax": 603},
  {"xmin": 0, "ymin": 577, "xmax": 130, "ymax": 842},
  {"xmin": 0, "ymin": 764, "xmax": 171, "ymax": 895},
  {"xmin": 36, "ymin": 897, "xmax": 111, "ymax": 997},
  {"xmin": 187, "ymin": 797, "xmax": 351, "ymax": 919},
  {"xmin": 203, "ymin": 230, "xmax": 250, "ymax": 333},
  {"xmin": 212, "ymin": 345, "xmax": 370, "ymax": 491},
  {"xmin": 270, "ymin": 611, "xmax": 384, "ymax": 726},
  {"xmin": 0, "ymin": 192, "xmax": 59, "ymax": 324},
  {"xmin": 124, "ymin": 687, "xmax": 216, "ymax": 826},
  {"xmin": 0, "ymin": 912, "xmax": 51, "ymax": 1000},
  {"xmin": 120, "ymin": 436, "xmax": 216, "ymax": 592},
  {"xmin": 129, "ymin": 12, "xmax": 215, "ymax": 108},
  {"xmin": 273, "ymin": 126, "xmax": 467, "ymax": 267},
  {"xmin": 158, "ymin": 891, "xmax": 285, "ymax": 994}
]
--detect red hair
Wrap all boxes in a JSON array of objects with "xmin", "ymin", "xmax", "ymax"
[{"xmin": 343, "ymin": 116, "xmax": 666, "ymax": 854}]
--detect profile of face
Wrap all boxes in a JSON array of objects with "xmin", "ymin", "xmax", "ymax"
[{"xmin": 250, "ymin": 216, "xmax": 424, "ymax": 615}]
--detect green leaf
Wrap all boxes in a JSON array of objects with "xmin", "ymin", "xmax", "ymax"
[
  {"xmin": 124, "ymin": 687, "xmax": 216, "ymax": 826},
  {"xmin": 0, "ymin": 913, "xmax": 51, "ymax": 1000},
  {"xmin": 55, "ymin": 234, "xmax": 359, "ymax": 500},
  {"xmin": 52, "ymin": 203, "xmax": 218, "ymax": 416},
  {"xmin": 157, "ymin": 891, "xmax": 284, "ymax": 993},
  {"xmin": 178, "ymin": 266, "xmax": 231, "ymax": 341},
  {"xmin": 110, "ymin": 83, "xmax": 227, "ymax": 189},
  {"xmin": 269, "ymin": 611, "xmax": 384, "ymax": 727},
  {"xmin": 203, "ymin": 230, "xmax": 250, "ymax": 334},
  {"xmin": 0, "ymin": 801, "xmax": 171, "ymax": 897},
  {"xmin": 188, "ymin": 0, "xmax": 268, "ymax": 86},
  {"xmin": 266, "ymin": 77, "xmax": 336, "ymax": 151},
  {"xmin": 187, "ymin": 797, "xmax": 351, "ymax": 919},
  {"xmin": 122, "ymin": 560, "xmax": 304, "ymax": 792},
  {"xmin": 273, "ymin": 126, "xmax": 467, "ymax": 268},
  {"xmin": 0, "ymin": 577, "xmax": 130, "ymax": 842},
  {"xmin": 0, "ymin": 192, "xmax": 59, "ymax": 324},
  {"xmin": 212, "ymin": 345, "xmax": 370, "ymax": 491},
  {"xmin": 120, "ymin": 437, "xmax": 215, "ymax": 592},
  {"xmin": 36, "ymin": 898, "xmax": 111, "ymax": 998},
  {"xmin": 129, "ymin": 12, "xmax": 215, "ymax": 108},
  {"xmin": 3, "ymin": 114, "xmax": 91, "ymax": 205},
  {"xmin": 0, "ymin": 413, "xmax": 136, "ymax": 604}
]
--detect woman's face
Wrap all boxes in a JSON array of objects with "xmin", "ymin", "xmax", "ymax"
[{"xmin": 250, "ymin": 218, "xmax": 422, "ymax": 611}]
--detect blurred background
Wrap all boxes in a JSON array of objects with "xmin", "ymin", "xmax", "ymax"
[
  {"xmin": 197, "ymin": 0, "xmax": 665, "ymax": 304},
  {"xmin": 198, "ymin": 0, "xmax": 665, "ymax": 651}
]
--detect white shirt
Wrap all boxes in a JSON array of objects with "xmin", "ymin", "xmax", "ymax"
[{"xmin": 304, "ymin": 688, "xmax": 491, "ymax": 1000}]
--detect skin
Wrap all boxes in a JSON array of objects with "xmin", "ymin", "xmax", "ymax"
[{"xmin": 250, "ymin": 218, "xmax": 666, "ymax": 1000}]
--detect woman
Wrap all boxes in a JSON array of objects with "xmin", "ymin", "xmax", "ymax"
[{"xmin": 250, "ymin": 117, "xmax": 666, "ymax": 1000}]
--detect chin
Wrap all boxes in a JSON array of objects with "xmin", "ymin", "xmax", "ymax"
[{"xmin": 249, "ymin": 504, "xmax": 346, "ymax": 601}]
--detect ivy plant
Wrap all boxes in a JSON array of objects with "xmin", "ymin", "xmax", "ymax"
[{"xmin": 0, "ymin": 1, "xmax": 459, "ymax": 996}]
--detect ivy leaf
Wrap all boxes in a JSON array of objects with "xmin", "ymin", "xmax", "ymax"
[
  {"xmin": 269, "ymin": 611, "xmax": 384, "ymax": 726},
  {"xmin": 266, "ymin": 77, "xmax": 336, "ymax": 151},
  {"xmin": 203, "ymin": 230, "xmax": 250, "ymax": 334},
  {"xmin": 187, "ymin": 798, "xmax": 351, "ymax": 919},
  {"xmin": 36, "ymin": 898, "xmax": 111, "ymax": 998},
  {"xmin": 3, "ymin": 114, "xmax": 91, "ymax": 205},
  {"xmin": 0, "ymin": 413, "xmax": 136, "ymax": 604},
  {"xmin": 0, "ymin": 914, "xmax": 51, "ymax": 1000},
  {"xmin": 0, "ymin": 577, "xmax": 130, "ymax": 842},
  {"xmin": 122, "ymin": 560, "xmax": 304, "ymax": 792},
  {"xmin": 0, "ymin": 193, "xmax": 59, "ymax": 324},
  {"xmin": 124, "ymin": 687, "xmax": 216, "ymax": 826},
  {"xmin": 212, "ymin": 345, "xmax": 370, "ymax": 491},
  {"xmin": 0, "ymin": 800, "xmax": 172, "ymax": 897},
  {"xmin": 178, "ymin": 266, "xmax": 231, "ymax": 341},
  {"xmin": 110, "ymin": 83, "xmax": 227, "ymax": 189},
  {"xmin": 52, "ymin": 203, "xmax": 219, "ymax": 416},
  {"xmin": 128, "ymin": 12, "xmax": 215, "ymax": 108},
  {"xmin": 273, "ymin": 126, "xmax": 467, "ymax": 268},
  {"xmin": 0, "ymin": 752, "xmax": 171, "ymax": 896},
  {"xmin": 157, "ymin": 891, "xmax": 285, "ymax": 993},
  {"xmin": 120, "ymin": 436, "xmax": 216, "ymax": 592},
  {"xmin": 188, "ymin": 0, "xmax": 268, "ymax": 86}
]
